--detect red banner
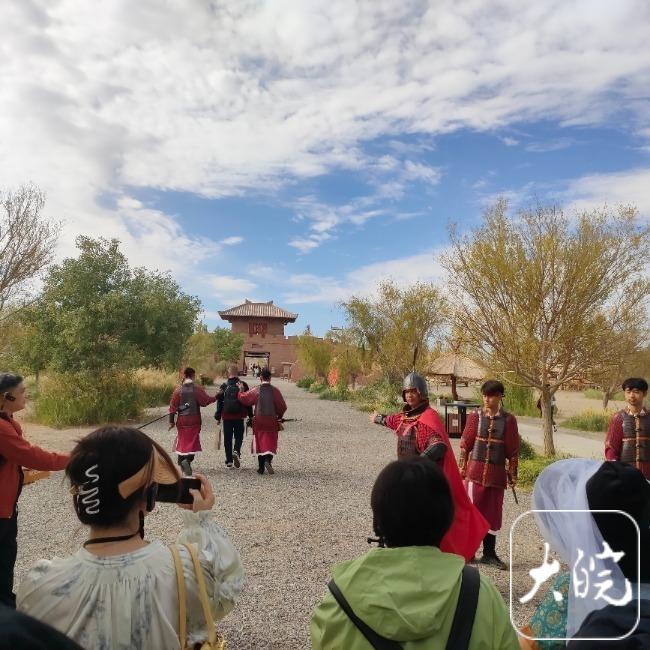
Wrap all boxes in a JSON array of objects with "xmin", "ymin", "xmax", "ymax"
[{"xmin": 249, "ymin": 322, "xmax": 268, "ymax": 337}]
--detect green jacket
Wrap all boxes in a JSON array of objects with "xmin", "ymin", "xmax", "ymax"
[{"xmin": 310, "ymin": 546, "xmax": 519, "ymax": 650}]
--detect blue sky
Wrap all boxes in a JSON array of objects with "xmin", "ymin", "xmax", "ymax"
[{"xmin": 2, "ymin": 1, "xmax": 649, "ymax": 336}]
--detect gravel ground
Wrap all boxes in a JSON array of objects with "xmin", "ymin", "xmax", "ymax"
[{"xmin": 16, "ymin": 381, "xmax": 551, "ymax": 648}]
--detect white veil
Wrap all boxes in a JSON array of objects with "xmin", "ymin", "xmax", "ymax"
[{"xmin": 532, "ymin": 458, "xmax": 630, "ymax": 639}]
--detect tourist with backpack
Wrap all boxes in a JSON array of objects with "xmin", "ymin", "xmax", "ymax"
[
  {"xmin": 215, "ymin": 365, "xmax": 252, "ymax": 469},
  {"xmin": 310, "ymin": 457, "xmax": 519, "ymax": 649}
]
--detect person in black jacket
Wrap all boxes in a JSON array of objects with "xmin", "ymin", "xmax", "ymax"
[{"xmin": 215, "ymin": 366, "xmax": 252, "ymax": 468}]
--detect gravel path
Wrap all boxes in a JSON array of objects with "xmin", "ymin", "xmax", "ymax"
[{"xmin": 16, "ymin": 381, "xmax": 547, "ymax": 648}]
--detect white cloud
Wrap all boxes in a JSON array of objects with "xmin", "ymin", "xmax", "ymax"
[
  {"xmin": 525, "ymin": 138, "xmax": 574, "ymax": 152},
  {"xmin": 1, "ymin": 0, "xmax": 649, "ymax": 267},
  {"xmin": 206, "ymin": 274, "xmax": 257, "ymax": 304},
  {"xmin": 563, "ymin": 168, "xmax": 650, "ymax": 216},
  {"xmin": 282, "ymin": 249, "xmax": 447, "ymax": 304},
  {"xmin": 220, "ymin": 236, "xmax": 244, "ymax": 246}
]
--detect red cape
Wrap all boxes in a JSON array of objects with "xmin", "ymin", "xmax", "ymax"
[{"xmin": 418, "ymin": 408, "xmax": 489, "ymax": 561}]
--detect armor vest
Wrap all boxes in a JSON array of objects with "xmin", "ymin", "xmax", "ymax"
[
  {"xmin": 179, "ymin": 382, "xmax": 199, "ymax": 416},
  {"xmin": 255, "ymin": 384, "xmax": 276, "ymax": 417},
  {"xmin": 470, "ymin": 410, "xmax": 507, "ymax": 469},
  {"xmin": 620, "ymin": 409, "xmax": 650, "ymax": 467}
]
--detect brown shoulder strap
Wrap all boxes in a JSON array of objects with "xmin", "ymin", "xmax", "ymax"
[
  {"xmin": 181, "ymin": 543, "xmax": 218, "ymax": 645},
  {"xmin": 169, "ymin": 544, "xmax": 187, "ymax": 649}
]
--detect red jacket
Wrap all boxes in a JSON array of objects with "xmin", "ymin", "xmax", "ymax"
[{"xmin": 0, "ymin": 415, "xmax": 69, "ymax": 518}]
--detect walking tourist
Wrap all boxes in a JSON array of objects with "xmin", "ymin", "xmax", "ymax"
[
  {"xmin": 215, "ymin": 365, "xmax": 252, "ymax": 468},
  {"xmin": 459, "ymin": 379, "xmax": 520, "ymax": 569},
  {"xmin": 370, "ymin": 371, "xmax": 488, "ymax": 562},
  {"xmin": 0, "ymin": 372, "xmax": 69, "ymax": 608},
  {"xmin": 17, "ymin": 426, "xmax": 244, "ymax": 650},
  {"xmin": 604, "ymin": 376, "xmax": 650, "ymax": 479},
  {"xmin": 168, "ymin": 367, "xmax": 217, "ymax": 476},
  {"xmin": 237, "ymin": 367, "xmax": 287, "ymax": 475},
  {"xmin": 311, "ymin": 457, "xmax": 520, "ymax": 649}
]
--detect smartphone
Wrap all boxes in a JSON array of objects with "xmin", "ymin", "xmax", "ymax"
[{"xmin": 156, "ymin": 477, "xmax": 201, "ymax": 504}]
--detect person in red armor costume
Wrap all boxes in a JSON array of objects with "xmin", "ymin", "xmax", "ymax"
[
  {"xmin": 237, "ymin": 368, "xmax": 287, "ymax": 476},
  {"xmin": 168, "ymin": 367, "xmax": 217, "ymax": 476},
  {"xmin": 371, "ymin": 372, "xmax": 488, "ymax": 562},
  {"xmin": 460, "ymin": 379, "xmax": 520, "ymax": 570},
  {"xmin": 605, "ymin": 376, "xmax": 650, "ymax": 480}
]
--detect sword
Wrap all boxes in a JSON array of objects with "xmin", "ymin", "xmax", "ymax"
[
  {"xmin": 217, "ymin": 421, "xmax": 222, "ymax": 450},
  {"xmin": 279, "ymin": 418, "xmax": 302, "ymax": 423},
  {"xmin": 510, "ymin": 484, "xmax": 519, "ymax": 505}
]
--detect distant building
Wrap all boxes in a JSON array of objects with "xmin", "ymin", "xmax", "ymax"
[{"xmin": 218, "ymin": 300, "xmax": 304, "ymax": 379}]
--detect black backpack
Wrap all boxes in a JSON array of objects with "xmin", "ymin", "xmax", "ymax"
[{"xmin": 222, "ymin": 383, "xmax": 241, "ymax": 414}]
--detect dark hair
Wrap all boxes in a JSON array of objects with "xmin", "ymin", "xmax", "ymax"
[
  {"xmin": 587, "ymin": 461, "xmax": 650, "ymax": 582},
  {"xmin": 66, "ymin": 427, "xmax": 177, "ymax": 528},
  {"xmin": 228, "ymin": 364, "xmax": 239, "ymax": 377},
  {"xmin": 621, "ymin": 377, "xmax": 648, "ymax": 393},
  {"xmin": 0, "ymin": 373, "xmax": 23, "ymax": 393},
  {"xmin": 481, "ymin": 379, "xmax": 505, "ymax": 396},
  {"xmin": 260, "ymin": 368, "xmax": 272, "ymax": 381},
  {"xmin": 183, "ymin": 367, "xmax": 196, "ymax": 379},
  {"xmin": 371, "ymin": 457, "xmax": 454, "ymax": 548}
]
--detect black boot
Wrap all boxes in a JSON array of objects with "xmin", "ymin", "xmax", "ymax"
[
  {"xmin": 480, "ymin": 533, "xmax": 507, "ymax": 570},
  {"xmin": 178, "ymin": 455, "xmax": 192, "ymax": 477},
  {"xmin": 257, "ymin": 456, "xmax": 265, "ymax": 475},
  {"xmin": 264, "ymin": 454, "xmax": 275, "ymax": 475}
]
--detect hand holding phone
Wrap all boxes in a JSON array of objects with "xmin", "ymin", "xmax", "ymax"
[
  {"xmin": 156, "ymin": 477, "xmax": 202, "ymax": 504},
  {"xmin": 187, "ymin": 474, "xmax": 215, "ymax": 512}
]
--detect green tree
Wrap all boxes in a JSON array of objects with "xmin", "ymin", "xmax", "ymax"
[
  {"xmin": 33, "ymin": 237, "xmax": 201, "ymax": 373},
  {"xmin": 184, "ymin": 323, "xmax": 219, "ymax": 376},
  {"xmin": 341, "ymin": 280, "xmax": 448, "ymax": 384},
  {"xmin": 296, "ymin": 335, "xmax": 333, "ymax": 380},
  {"xmin": 442, "ymin": 200, "xmax": 650, "ymax": 456},
  {"xmin": 212, "ymin": 327, "xmax": 244, "ymax": 363}
]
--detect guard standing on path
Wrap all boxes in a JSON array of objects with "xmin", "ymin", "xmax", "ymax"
[
  {"xmin": 605, "ymin": 376, "xmax": 650, "ymax": 479},
  {"xmin": 459, "ymin": 379, "xmax": 520, "ymax": 569},
  {"xmin": 215, "ymin": 365, "xmax": 252, "ymax": 469},
  {"xmin": 371, "ymin": 372, "xmax": 489, "ymax": 563},
  {"xmin": 168, "ymin": 367, "xmax": 217, "ymax": 476},
  {"xmin": 237, "ymin": 368, "xmax": 287, "ymax": 475}
]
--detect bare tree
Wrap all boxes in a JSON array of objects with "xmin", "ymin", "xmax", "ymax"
[
  {"xmin": 0, "ymin": 184, "xmax": 59, "ymax": 313},
  {"xmin": 442, "ymin": 199, "xmax": 650, "ymax": 456},
  {"xmin": 341, "ymin": 280, "xmax": 448, "ymax": 384}
]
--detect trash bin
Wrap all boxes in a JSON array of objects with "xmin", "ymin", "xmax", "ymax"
[{"xmin": 444, "ymin": 401, "xmax": 481, "ymax": 438}]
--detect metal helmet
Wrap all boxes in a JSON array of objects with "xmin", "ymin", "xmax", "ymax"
[{"xmin": 402, "ymin": 372, "xmax": 428, "ymax": 401}]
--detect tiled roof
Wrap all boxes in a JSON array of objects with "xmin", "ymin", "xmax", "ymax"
[{"xmin": 218, "ymin": 300, "xmax": 298, "ymax": 322}]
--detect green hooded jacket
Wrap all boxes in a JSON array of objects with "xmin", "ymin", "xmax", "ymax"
[{"xmin": 310, "ymin": 546, "xmax": 519, "ymax": 650}]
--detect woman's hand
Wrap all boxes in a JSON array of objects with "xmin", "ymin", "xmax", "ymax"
[
  {"xmin": 370, "ymin": 411, "xmax": 378, "ymax": 423},
  {"xmin": 179, "ymin": 473, "xmax": 215, "ymax": 512}
]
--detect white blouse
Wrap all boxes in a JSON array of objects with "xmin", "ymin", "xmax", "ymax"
[{"xmin": 17, "ymin": 511, "xmax": 244, "ymax": 650}]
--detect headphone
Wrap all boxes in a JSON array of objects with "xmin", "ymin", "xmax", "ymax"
[{"xmin": 2, "ymin": 392, "xmax": 15, "ymax": 402}]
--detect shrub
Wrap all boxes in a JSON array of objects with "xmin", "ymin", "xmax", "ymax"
[
  {"xmin": 517, "ymin": 456, "xmax": 559, "ymax": 489},
  {"xmin": 308, "ymin": 381, "xmax": 327, "ymax": 394},
  {"xmin": 562, "ymin": 410, "xmax": 612, "ymax": 432},
  {"xmin": 519, "ymin": 438, "xmax": 539, "ymax": 460},
  {"xmin": 349, "ymin": 379, "xmax": 402, "ymax": 413},
  {"xmin": 134, "ymin": 367, "xmax": 177, "ymax": 407},
  {"xmin": 319, "ymin": 387, "xmax": 350, "ymax": 401},
  {"xmin": 296, "ymin": 376, "xmax": 315, "ymax": 389},
  {"xmin": 33, "ymin": 370, "xmax": 143, "ymax": 427}
]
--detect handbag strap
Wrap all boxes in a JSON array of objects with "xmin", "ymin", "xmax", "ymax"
[
  {"xmin": 181, "ymin": 542, "xmax": 218, "ymax": 645},
  {"xmin": 169, "ymin": 545, "xmax": 188, "ymax": 650},
  {"xmin": 328, "ymin": 580, "xmax": 401, "ymax": 650},
  {"xmin": 446, "ymin": 565, "xmax": 480, "ymax": 650}
]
